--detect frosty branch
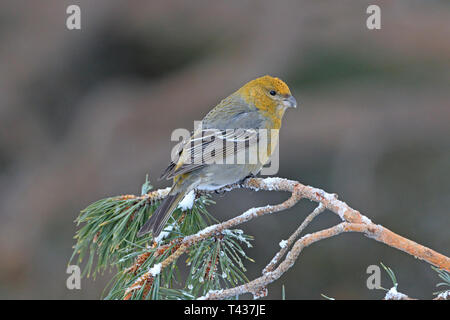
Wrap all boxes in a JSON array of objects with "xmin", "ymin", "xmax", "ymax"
[{"xmin": 120, "ymin": 177, "xmax": 450, "ymax": 300}]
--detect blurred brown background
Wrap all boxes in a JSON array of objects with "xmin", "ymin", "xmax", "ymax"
[{"xmin": 0, "ymin": 0, "xmax": 449, "ymax": 299}]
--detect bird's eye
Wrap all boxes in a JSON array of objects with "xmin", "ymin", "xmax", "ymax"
[{"xmin": 269, "ymin": 90, "xmax": 276, "ymax": 96}]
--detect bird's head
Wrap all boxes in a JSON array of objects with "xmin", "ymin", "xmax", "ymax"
[{"xmin": 237, "ymin": 75, "xmax": 297, "ymax": 122}]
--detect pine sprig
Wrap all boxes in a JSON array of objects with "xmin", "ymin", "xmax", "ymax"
[
  {"xmin": 432, "ymin": 266, "xmax": 450, "ymax": 296},
  {"xmin": 185, "ymin": 229, "xmax": 253, "ymax": 298},
  {"xmin": 70, "ymin": 195, "xmax": 157, "ymax": 277},
  {"xmin": 380, "ymin": 262, "xmax": 398, "ymax": 290},
  {"xmin": 70, "ymin": 177, "xmax": 254, "ymax": 300}
]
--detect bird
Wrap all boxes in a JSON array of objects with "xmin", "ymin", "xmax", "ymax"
[{"xmin": 137, "ymin": 75, "xmax": 297, "ymax": 238}]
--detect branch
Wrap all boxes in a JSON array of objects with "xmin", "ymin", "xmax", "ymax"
[
  {"xmin": 263, "ymin": 202, "xmax": 326, "ymax": 275},
  {"xmin": 200, "ymin": 222, "xmax": 362, "ymax": 299},
  {"xmin": 120, "ymin": 177, "xmax": 449, "ymax": 299}
]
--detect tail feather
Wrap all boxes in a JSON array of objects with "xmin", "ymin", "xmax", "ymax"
[{"xmin": 137, "ymin": 192, "xmax": 185, "ymax": 238}]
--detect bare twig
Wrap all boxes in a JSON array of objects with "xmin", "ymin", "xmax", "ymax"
[
  {"xmin": 124, "ymin": 243, "xmax": 187, "ymax": 299},
  {"xmin": 263, "ymin": 202, "xmax": 326, "ymax": 274},
  {"xmin": 201, "ymin": 222, "xmax": 362, "ymax": 299}
]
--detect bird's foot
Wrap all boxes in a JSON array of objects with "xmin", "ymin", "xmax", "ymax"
[{"xmin": 239, "ymin": 173, "xmax": 256, "ymax": 187}]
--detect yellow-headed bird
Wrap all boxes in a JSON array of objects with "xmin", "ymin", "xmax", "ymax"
[{"xmin": 138, "ymin": 75, "xmax": 297, "ymax": 237}]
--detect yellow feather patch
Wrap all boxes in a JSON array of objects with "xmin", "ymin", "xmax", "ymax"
[
  {"xmin": 250, "ymin": 75, "xmax": 291, "ymax": 96},
  {"xmin": 237, "ymin": 75, "xmax": 292, "ymax": 128}
]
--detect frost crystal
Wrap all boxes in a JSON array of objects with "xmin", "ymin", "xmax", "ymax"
[
  {"xmin": 261, "ymin": 177, "xmax": 283, "ymax": 190},
  {"xmin": 149, "ymin": 263, "xmax": 162, "ymax": 277},
  {"xmin": 154, "ymin": 222, "xmax": 176, "ymax": 243},
  {"xmin": 336, "ymin": 203, "xmax": 347, "ymax": 220},
  {"xmin": 384, "ymin": 286, "xmax": 407, "ymax": 300},
  {"xmin": 361, "ymin": 215, "xmax": 372, "ymax": 224},
  {"xmin": 279, "ymin": 240, "xmax": 288, "ymax": 248},
  {"xmin": 437, "ymin": 290, "xmax": 450, "ymax": 300},
  {"xmin": 178, "ymin": 190, "xmax": 195, "ymax": 211}
]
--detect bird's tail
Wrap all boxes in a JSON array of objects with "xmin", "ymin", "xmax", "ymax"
[{"xmin": 137, "ymin": 191, "xmax": 186, "ymax": 238}]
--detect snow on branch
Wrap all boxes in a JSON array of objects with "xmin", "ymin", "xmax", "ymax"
[{"xmin": 122, "ymin": 177, "xmax": 450, "ymax": 300}]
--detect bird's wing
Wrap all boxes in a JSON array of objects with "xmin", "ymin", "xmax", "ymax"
[
  {"xmin": 160, "ymin": 93, "xmax": 268, "ymax": 180},
  {"xmin": 160, "ymin": 128, "xmax": 260, "ymax": 180}
]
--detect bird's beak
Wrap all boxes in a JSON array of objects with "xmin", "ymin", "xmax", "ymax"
[{"xmin": 283, "ymin": 95, "xmax": 297, "ymax": 108}]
